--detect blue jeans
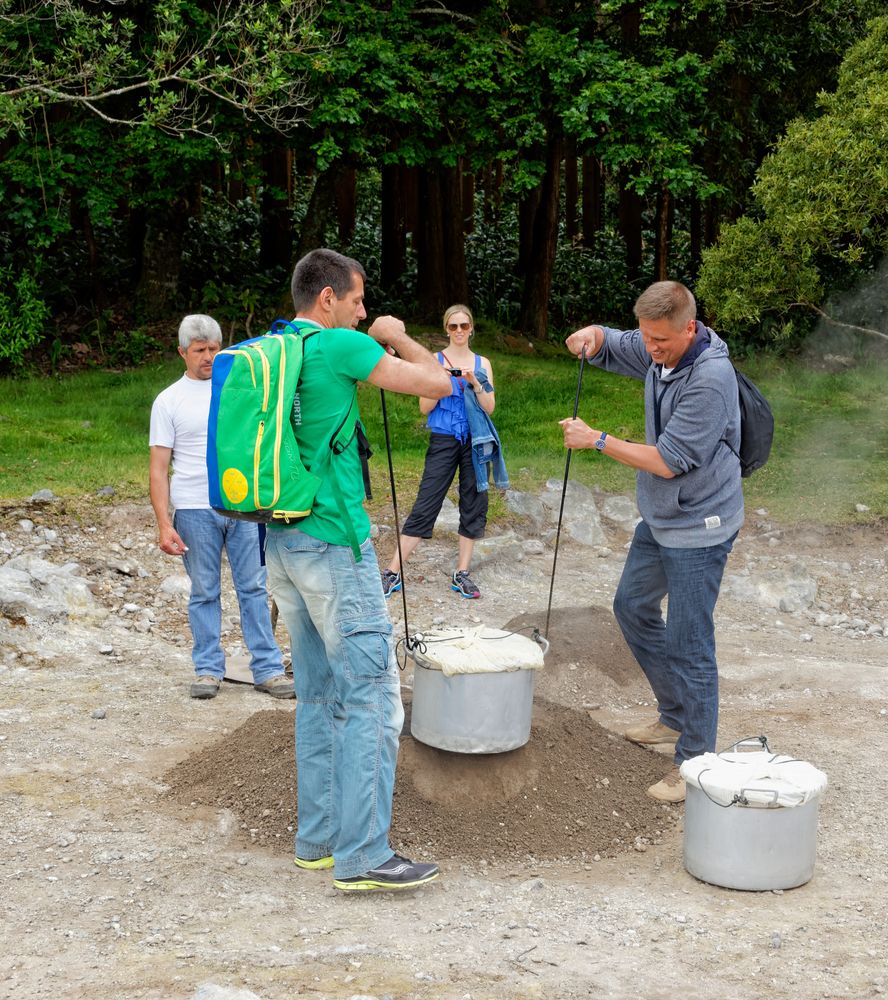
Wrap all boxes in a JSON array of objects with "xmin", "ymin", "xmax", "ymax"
[
  {"xmin": 174, "ymin": 508, "xmax": 284, "ymax": 683},
  {"xmin": 613, "ymin": 520, "xmax": 737, "ymax": 765},
  {"xmin": 264, "ymin": 530, "xmax": 403, "ymax": 879}
]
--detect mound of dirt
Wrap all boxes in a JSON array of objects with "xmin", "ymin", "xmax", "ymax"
[
  {"xmin": 163, "ymin": 604, "xmax": 672, "ymax": 864},
  {"xmin": 164, "ymin": 695, "xmax": 677, "ymax": 864},
  {"xmin": 505, "ymin": 604, "xmax": 641, "ymax": 687}
]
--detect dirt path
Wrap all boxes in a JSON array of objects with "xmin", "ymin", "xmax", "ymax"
[{"xmin": 1, "ymin": 501, "xmax": 886, "ymax": 999}]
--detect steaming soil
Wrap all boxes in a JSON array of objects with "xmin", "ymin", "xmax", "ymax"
[
  {"xmin": 164, "ymin": 694, "xmax": 674, "ymax": 864},
  {"xmin": 2, "ymin": 498, "xmax": 887, "ymax": 1000}
]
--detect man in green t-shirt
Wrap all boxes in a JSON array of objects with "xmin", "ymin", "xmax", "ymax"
[{"xmin": 265, "ymin": 248, "xmax": 451, "ymax": 892}]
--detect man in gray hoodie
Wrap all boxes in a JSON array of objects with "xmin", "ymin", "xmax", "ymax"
[{"xmin": 562, "ymin": 281, "xmax": 743, "ymax": 803}]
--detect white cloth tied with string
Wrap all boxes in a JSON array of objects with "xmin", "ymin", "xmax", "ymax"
[
  {"xmin": 409, "ymin": 626, "xmax": 545, "ymax": 677},
  {"xmin": 680, "ymin": 751, "xmax": 828, "ymax": 808}
]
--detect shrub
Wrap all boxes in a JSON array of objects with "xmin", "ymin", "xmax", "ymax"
[{"xmin": 0, "ymin": 264, "xmax": 52, "ymax": 374}]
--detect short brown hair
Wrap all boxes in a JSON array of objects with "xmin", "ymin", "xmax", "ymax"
[
  {"xmin": 291, "ymin": 248, "xmax": 366, "ymax": 312},
  {"xmin": 633, "ymin": 281, "xmax": 696, "ymax": 328}
]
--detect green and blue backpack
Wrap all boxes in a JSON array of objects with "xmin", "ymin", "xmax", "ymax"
[{"xmin": 207, "ymin": 320, "xmax": 371, "ymax": 559}]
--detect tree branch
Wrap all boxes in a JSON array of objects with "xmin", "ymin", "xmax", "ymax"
[
  {"xmin": 0, "ymin": 0, "xmax": 324, "ymax": 141},
  {"xmin": 792, "ymin": 302, "xmax": 888, "ymax": 342}
]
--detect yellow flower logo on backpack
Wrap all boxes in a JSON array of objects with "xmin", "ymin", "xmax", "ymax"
[{"xmin": 222, "ymin": 467, "xmax": 249, "ymax": 504}]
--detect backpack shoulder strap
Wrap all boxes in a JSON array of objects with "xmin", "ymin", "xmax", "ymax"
[{"xmin": 305, "ymin": 385, "xmax": 366, "ymax": 562}]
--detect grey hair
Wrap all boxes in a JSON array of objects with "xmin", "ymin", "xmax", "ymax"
[
  {"xmin": 291, "ymin": 248, "xmax": 366, "ymax": 312},
  {"xmin": 178, "ymin": 314, "xmax": 222, "ymax": 349},
  {"xmin": 633, "ymin": 281, "xmax": 696, "ymax": 328}
]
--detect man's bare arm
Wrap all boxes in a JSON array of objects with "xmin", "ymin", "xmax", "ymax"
[
  {"xmin": 559, "ymin": 419, "xmax": 675, "ymax": 478},
  {"xmin": 149, "ymin": 446, "xmax": 189, "ymax": 555},
  {"xmin": 366, "ymin": 316, "xmax": 452, "ymax": 399}
]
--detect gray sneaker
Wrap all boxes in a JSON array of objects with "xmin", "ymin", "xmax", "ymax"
[
  {"xmin": 333, "ymin": 853, "xmax": 439, "ymax": 892},
  {"xmin": 451, "ymin": 570, "xmax": 480, "ymax": 599},
  {"xmin": 190, "ymin": 675, "xmax": 221, "ymax": 699},
  {"xmin": 381, "ymin": 569, "xmax": 402, "ymax": 598}
]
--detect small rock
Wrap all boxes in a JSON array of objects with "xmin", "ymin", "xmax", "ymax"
[
  {"xmin": 191, "ymin": 985, "xmax": 264, "ymax": 1000},
  {"xmin": 96, "ymin": 486, "xmax": 116, "ymax": 497},
  {"xmin": 18, "ymin": 519, "xmax": 34, "ymax": 533},
  {"xmin": 99, "ymin": 645, "xmax": 114, "ymax": 655},
  {"xmin": 855, "ymin": 503, "xmax": 870, "ymax": 513},
  {"xmin": 30, "ymin": 489, "xmax": 56, "ymax": 503},
  {"xmin": 91, "ymin": 709, "xmax": 107, "ymax": 720}
]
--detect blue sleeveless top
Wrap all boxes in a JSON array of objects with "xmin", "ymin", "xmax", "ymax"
[{"xmin": 427, "ymin": 352, "xmax": 482, "ymax": 444}]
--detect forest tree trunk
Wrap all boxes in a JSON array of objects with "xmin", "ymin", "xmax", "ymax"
[
  {"xmin": 259, "ymin": 147, "xmax": 293, "ymax": 272},
  {"xmin": 414, "ymin": 167, "xmax": 447, "ymax": 320},
  {"xmin": 653, "ymin": 184, "xmax": 673, "ymax": 282},
  {"xmin": 441, "ymin": 162, "xmax": 469, "ymax": 306},
  {"xmin": 135, "ymin": 198, "xmax": 191, "ymax": 321},
  {"xmin": 293, "ymin": 164, "xmax": 343, "ymax": 264},
  {"xmin": 381, "ymin": 165, "xmax": 406, "ymax": 289},
  {"xmin": 581, "ymin": 156, "xmax": 603, "ymax": 249},
  {"xmin": 564, "ymin": 139, "xmax": 578, "ymax": 242},
  {"xmin": 334, "ymin": 166, "xmax": 356, "ymax": 245},
  {"xmin": 618, "ymin": 176, "xmax": 643, "ymax": 286},
  {"xmin": 517, "ymin": 133, "xmax": 563, "ymax": 339}
]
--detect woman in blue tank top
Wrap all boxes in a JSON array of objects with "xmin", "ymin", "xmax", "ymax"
[{"xmin": 381, "ymin": 304, "xmax": 496, "ymax": 599}]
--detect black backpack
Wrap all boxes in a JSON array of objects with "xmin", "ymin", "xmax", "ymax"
[
  {"xmin": 731, "ymin": 367, "xmax": 774, "ymax": 477},
  {"xmin": 652, "ymin": 363, "xmax": 774, "ymax": 478}
]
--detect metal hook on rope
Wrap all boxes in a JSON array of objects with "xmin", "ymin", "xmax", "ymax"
[{"xmin": 545, "ymin": 346, "xmax": 587, "ymax": 640}]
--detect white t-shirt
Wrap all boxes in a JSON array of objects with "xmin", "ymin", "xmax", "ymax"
[{"xmin": 149, "ymin": 374, "xmax": 212, "ymax": 509}]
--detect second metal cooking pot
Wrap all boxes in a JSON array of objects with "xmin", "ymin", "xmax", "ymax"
[{"xmin": 681, "ymin": 743, "xmax": 828, "ymax": 891}]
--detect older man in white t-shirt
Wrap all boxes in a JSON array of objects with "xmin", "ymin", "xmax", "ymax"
[{"xmin": 149, "ymin": 314, "xmax": 292, "ymax": 700}]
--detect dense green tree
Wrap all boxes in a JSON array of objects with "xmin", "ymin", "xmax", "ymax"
[
  {"xmin": 0, "ymin": 0, "xmax": 325, "ymax": 349},
  {"xmin": 0, "ymin": 0, "xmax": 882, "ymax": 365},
  {"xmin": 0, "ymin": 0, "xmax": 322, "ymax": 140},
  {"xmin": 696, "ymin": 15, "xmax": 888, "ymax": 345}
]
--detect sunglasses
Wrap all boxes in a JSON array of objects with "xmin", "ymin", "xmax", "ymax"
[{"xmin": 446, "ymin": 322, "xmax": 472, "ymax": 332}]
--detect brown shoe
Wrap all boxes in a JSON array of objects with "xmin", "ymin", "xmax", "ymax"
[
  {"xmin": 624, "ymin": 719, "xmax": 680, "ymax": 745},
  {"xmin": 647, "ymin": 767, "xmax": 686, "ymax": 803},
  {"xmin": 190, "ymin": 675, "xmax": 221, "ymax": 699},
  {"xmin": 254, "ymin": 674, "xmax": 295, "ymax": 700}
]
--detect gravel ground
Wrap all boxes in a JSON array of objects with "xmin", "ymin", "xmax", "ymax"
[{"xmin": 1, "ymin": 500, "xmax": 886, "ymax": 1000}]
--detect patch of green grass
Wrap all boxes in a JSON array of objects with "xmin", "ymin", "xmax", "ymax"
[
  {"xmin": 735, "ymin": 356, "xmax": 888, "ymax": 522},
  {"xmin": 0, "ymin": 359, "xmax": 182, "ymax": 500},
  {"xmin": 358, "ymin": 348, "xmax": 641, "ymax": 504},
  {"xmin": 2, "ymin": 344, "xmax": 886, "ymax": 526}
]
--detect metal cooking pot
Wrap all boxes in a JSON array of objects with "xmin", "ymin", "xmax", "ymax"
[
  {"xmin": 410, "ymin": 660, "xmax": 536, "ymax": 753},
  {"xmin": 681, "ymin": 741, "xmax": 827, "ymax": 891},
  {"xmin": 683, "ymin": 786, "xmax": 821, "ymax": 891}
]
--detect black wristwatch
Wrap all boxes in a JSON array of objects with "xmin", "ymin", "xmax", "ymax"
[{"xmin": 594, "ymin": 432, "xmax": 608, "ymax": 451}]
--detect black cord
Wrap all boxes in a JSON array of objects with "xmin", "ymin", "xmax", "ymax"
[
  {"xmin": 395, "ymin": 634, "xmax": 425, "ymax": 671},
  {"xmin": 413, "ymin": 624, "xmax": 544, "ymax": 644},
  {"xmin": 380, "ymin": 388, "xmax": 413, "ymax": 667},
  {"xmin": 545, "ymin": 346, "xmax": 587, "ymax": 639},
  {"xmin": 695, "ymin": 735, "xmax": 787, "ymax": 808},
  {"xmin": 398, "ymin": 627, "xmax": 547, "ymax": 674}
]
